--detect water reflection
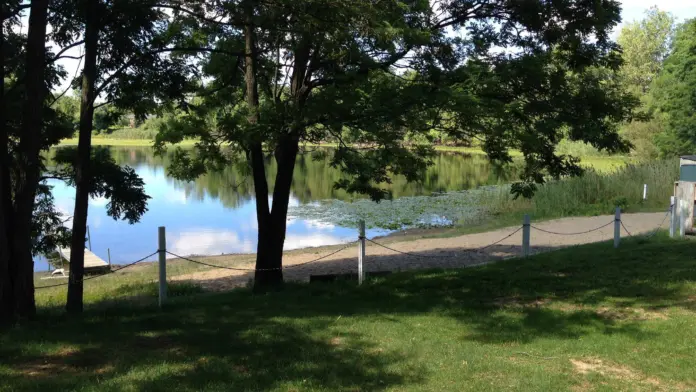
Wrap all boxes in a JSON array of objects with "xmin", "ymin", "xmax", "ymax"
[{"xmin": 39, "ymin": 147, "xmax": 516, "ymax": 271}]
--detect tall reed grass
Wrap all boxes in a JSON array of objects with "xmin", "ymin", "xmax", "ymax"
[
  {"xmin": 93, "ymin": 127, "xmax": 158, "ymax": 140},
  {"xmin": 486, "ymin": 159, "xmax": 679, "ymax": 220}
]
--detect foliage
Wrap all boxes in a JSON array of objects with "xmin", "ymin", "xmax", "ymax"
[
  {"xmin": 8, "ymin": 238, "xmax": 696, "ymax": 390},
  {"xmin": 31, "ymin": 184, "xmax": 72, "ymax": 256},
  {"xmin": 52, "ymin": 95, "xmax": 80, "ymax": 131},
  {"xmin": 487, "ymin": 159, "xmax": 677, "ymax": 220},
  {"xmin": 620, "ymin": 117, "xmax": 665, "ymax": 159},
  {"xmin": 93, "ymin": 104, "xmax": 125, "ymax": 132},
  {"xmin": 2, "ymin": 44, "xmax": 76, "ymax": 258},
  {"xmin": 554, "ymin": 139, "xmax": 607, "ymax": 157},
  {"xmin": 613, "ymin": 8, "xmax": 676, "ymax": 159},
  {"xmin": 651, "ymin": 18, "xmax": 696, "ymax": 156},
  {"xmin": 49, "ymin": 147, "xmax": 151, "ymax": 224},
  {"xmin": 617, "ymin": 7, "xmax": 675, "ymax": 96},
  {"xmin": 149, "ymin": 0, "xmax": 640, "ymax": 281},
  {"xmin": 291, "ymin": 159, "xmax": 676, "ymax": 230}
]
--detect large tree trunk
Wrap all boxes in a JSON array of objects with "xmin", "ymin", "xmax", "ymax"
[
  {"xmin": 11, "ymin": 0, "xmax": 50, "ymax": 318},
  {"xmin": 66, "ymin": 0, "xmax": 99, "ymax": 314},
  {"xmin": 240, "ymin": 2, "xmax": 285, "ymax": 289},
  {"xmin": 0, "ymin": 8, "xmax": 14, "ymax": 322},
  {"xmin": 254, "ymin": 139, "xmax": 300, "ymax": 288}
]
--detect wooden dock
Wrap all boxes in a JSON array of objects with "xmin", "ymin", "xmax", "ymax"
[{"xmin": 57, "ymin": 248, "xmax": 110, "ymax": 273}]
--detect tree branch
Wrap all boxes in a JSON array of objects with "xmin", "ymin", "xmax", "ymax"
[
  {"xmin": 49, "ymin": 40, "xmax": 85, "ymax": 64},
  {"xmin": 309, "ymin": 48, "xmax": 412, "ymax": 89},
  {"xmin": 2, "ymin": 3, "xmax": 31, "ymax": 21},
  {"xmin": 93, "ymin": 100, "xmax": 113, "ymax": 110},
  {"xmin": 96, "ymin": 47, "xmax": 244, "ymax": 94},
  {"xmin": 49, "ymin": 49, "xmax": 83, "ymax": 107},
  {"xmin": 53, "ymin": 55, "xmax": 84, "ymax": 61}
]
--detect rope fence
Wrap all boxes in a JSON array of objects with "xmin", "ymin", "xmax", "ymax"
[
  {"xmin": 38, "ymin": 203, "xmax": 678, "ymax": 307},
  {"xmin": 365, "ymin": 226, "xmax": 524, "ymax": 259},
  {"xmin": 35, "ymin": 251, "xmax": 158, "ymax": 290},
  {"xmin": 165, "ymin": 241, "xmax": 356, "ymax": 272}
]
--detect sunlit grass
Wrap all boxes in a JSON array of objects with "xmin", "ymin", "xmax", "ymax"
[
  {"xmin": 5, "ymin": 236, "xmax": 696, "ymax": 391},
  {"xmin": 59, "ymin": 138, "xmax": 199, "ymax": 147}
]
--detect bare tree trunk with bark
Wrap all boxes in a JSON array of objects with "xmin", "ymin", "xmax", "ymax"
[
  {"xmin": 67, "ymin": 0, "xmax": 99, "ymax": 314},
  {"xmin": 11, "ymin": 0, "xmax": 50, "ymax": 318}
]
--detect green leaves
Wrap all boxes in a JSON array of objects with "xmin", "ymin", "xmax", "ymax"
[
  {"xmin": 50, "ymin": 147, "xmax": 150, "ymax": 224},
  {"xmin": 651, "ymin": 18, "xmax": 696, "ymax": 156},
  {"xmin": 153, "ymin": 0, "xmax": 637, "ymax": 205},
  {"xmin": 617, "ymin": 7, "xmax": 676, "ymax": 96}
]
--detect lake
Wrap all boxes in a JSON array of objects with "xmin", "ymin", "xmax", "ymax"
[{"xmin": 38, "ymin": 146, "xmax": 518, "ymax": 271}]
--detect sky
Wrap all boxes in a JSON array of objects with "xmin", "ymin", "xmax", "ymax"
[{"xmin": 617, "ymin": 0, "xmax": 696, "ymax": 35}]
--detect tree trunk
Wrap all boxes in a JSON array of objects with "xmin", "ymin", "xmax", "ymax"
[
  {"xmin": 254, "ymin": 139, "xmax": 300, "ymax": 288},
  {"xmin": 0, "ymin": 8, "xmax": 14, "ymax": 322},
  {"xmin": 11, "ymin": 0, "xmax": 50, "ymax": 319},
  {"xmin": 240, "ymin": 2, "xmax": 285, "ymax": 289},
  {"xmin": 66, "ymin": 0, "xmax": 99, "ymax": 314}
]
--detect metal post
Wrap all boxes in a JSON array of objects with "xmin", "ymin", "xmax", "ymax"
[
  {"xmin": 358, "ymin": 220, "xmax": 365, "ymax": 285},
  {"xmin": 107, "ymin": 248, "xmax": 111, "ymax": 267},
  {"xmin": 158, "ymin": 226, "xmax": 167, "ymax": 307},
  {"xmin": 614, "ymin": 207, "xmax": 621, "ymax": 248},
  {"xmin": 522, "ymin": 214, "xmax": 530, "ymax": 257},
  {"xmin": 670, "ymin": 196, "xmax": 676, "ymax": 238},
  {"xmin": 643, "ymin": 184, "xmax": 648, "ymax": 200},
  {"xmin": 86, "ymin": 225, "xmax": 92, "ymax": 251}
]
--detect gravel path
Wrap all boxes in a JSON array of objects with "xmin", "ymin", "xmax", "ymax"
[{"xmin": 172, "ymin": 211, "xmax": 670, "ymax": 291}]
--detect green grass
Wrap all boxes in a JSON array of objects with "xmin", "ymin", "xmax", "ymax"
[
  {"xmin": 486, "ymin": 159, "xmax": 676, "ymax": 219},
  {"xmin": 32, "ymin": 254, "xmax": 257, "ymax": 308},
  {"xmin": 4, "ymin": 236, "xmax": 696, "ymax": 391}
]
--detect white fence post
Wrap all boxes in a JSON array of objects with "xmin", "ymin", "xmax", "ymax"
[
  {"xmin": 614, "ymin": 207, "xmax": 621, "ymax": 248},
  {"xmin": 358, "ymin": 220, "xmax": 365, "ymax": 285},
  {"xmin": 670, "ymin": 196, "xmax": 676, "ymax": 238},
  {"xmin": 107, "ymin": 248, "xmax": 111, "ymax": 268},
  {"xmin": 522, "ymin": 214, "xmax": 530, "ymax": 257},
  {"xmin": 158, "ymin": 226, "xmax": 167, "ymax": 307},
  {"xmin": 643, "ymin": 184, "xmax": 648, "ymax": 200}
]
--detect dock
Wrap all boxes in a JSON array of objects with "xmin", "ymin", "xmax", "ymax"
[{"xmin": 57, "ymin": 248, "xmax": 110, "ymax": 273}]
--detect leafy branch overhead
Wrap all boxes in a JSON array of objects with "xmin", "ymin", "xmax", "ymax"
[
  {"xmin": 49, "ymin": 147, "xmax": 150, "ymax": 224},
  {"xmin": 154, "ymin": 0, "xmax": 637, "ymax": 200}
]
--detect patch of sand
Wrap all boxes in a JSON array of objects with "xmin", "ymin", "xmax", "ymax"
[{"xmin": 571, "ymin": 358, "xmax": 691, "ymax": 391}]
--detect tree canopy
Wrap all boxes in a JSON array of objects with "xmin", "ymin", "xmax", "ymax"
[
  {"xmin": 651, "ymin": 18, "xmax": 696, "ymax": 155},
  {"xmin": 150, "ymin": 0, "xmax": 638, "ymax": 287},
  {"xmin": 1, "ymin": 0, "xmax": 654, "ymax": 317},
  {"xmin": 617, "ymin": 7, "xmax": 675, "ymax": 96}
]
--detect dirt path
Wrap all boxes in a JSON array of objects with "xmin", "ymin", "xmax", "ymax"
[{"xmin": 172, "ymin": 212, "xmax": 670, "ymax": 291}]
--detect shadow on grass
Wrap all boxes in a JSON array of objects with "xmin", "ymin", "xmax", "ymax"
[
  {"xmin": 3, "ymin": 236, "xmax": 696, "ymax": 391},
  {"xmin": 0, "ymin": 306, "xmax": 423, "ymax": 391}
]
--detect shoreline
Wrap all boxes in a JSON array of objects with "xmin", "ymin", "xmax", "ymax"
[{"xmin": 56, "ymin": 138, "xmax": 629, "ymax": 171}]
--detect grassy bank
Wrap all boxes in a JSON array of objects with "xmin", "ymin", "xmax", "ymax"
[
  {"xmin": 4, "ymin": 237, "xmax": 696, "ymax": 391},
  {"xmin": 59, "ymin": 137, "xmax": 197, "ymax": 147}
]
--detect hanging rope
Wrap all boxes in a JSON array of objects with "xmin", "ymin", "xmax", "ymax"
[
  {"xmin": 365, "ymin": 226, "xmax": 523, "ymax": 259},
  {"xmin": 167, "ymin": 241, "xmax": 356, "ymax": 272},
  {"xmin": 35, "ymin": 250, "xmax": 158, "ymax": 290}
]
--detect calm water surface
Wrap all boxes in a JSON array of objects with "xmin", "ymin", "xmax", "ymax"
[{"xmin": 37, "ymin": 147, "xmax": 516, "ymax": 271}]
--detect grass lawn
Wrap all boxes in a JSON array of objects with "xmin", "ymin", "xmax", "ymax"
[{"xmin": 3, "ymin": 235, "xmax": 696, "ymax": 391}]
